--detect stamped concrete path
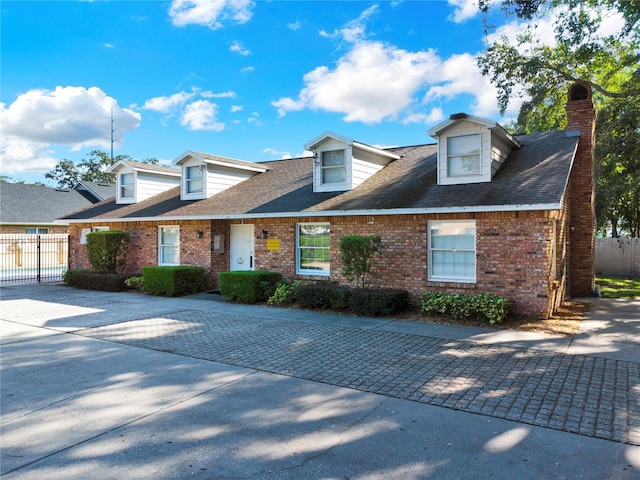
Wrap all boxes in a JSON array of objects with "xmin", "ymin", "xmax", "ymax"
[{"xmin": 2, "ymin": 283, "xmax": 639, "ymax": 479}]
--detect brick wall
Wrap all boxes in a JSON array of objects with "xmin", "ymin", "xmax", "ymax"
[{"xmin": 566, "ymin": 83, "xmax": 596, "ymax": 296}]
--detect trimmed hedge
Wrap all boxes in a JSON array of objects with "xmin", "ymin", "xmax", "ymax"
[
  {"xmin": 86, "ymin": 230, "xmax": 130, "ymax": 274},
  {"xmin": 350, "ymin": 288, "xmax": 409, "ymax": 316},
  {"xmin": 420, "ymin": 292, "xmax": 511, "ymax": 324},
  {"xmin": 142, "ymin": 266, "xmax": 206, "ymax": 297},
  {"xmin": 293, "ymin": 283, "xmax": 409, "ymax": 316},
  {"xmin": 218, "ymin": 271, "xmax": 282, "ymax": 303},
  {"xmin": 62, "ymin": 269, "xmax": 129, "ymax": 292}
]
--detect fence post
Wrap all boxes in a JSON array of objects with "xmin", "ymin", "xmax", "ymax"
[{"xmin": 37, "ymin": 235, "xmax": 41, "ymax": 283}]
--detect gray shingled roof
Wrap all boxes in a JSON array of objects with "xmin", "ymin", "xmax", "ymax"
[
  {"xmin": 1, "ymin": 183, "xmax": 95, "ymax": 224},
  {"xmin": 74, "ymin": 181, "xmax": 116, "ymax": 202},
  {"xmin": 61, "ymin": 129, "xmax": 579, "ymax": 222}
]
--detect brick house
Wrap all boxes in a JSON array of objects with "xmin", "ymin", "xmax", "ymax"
[{"xmin": 61, "ymin": 83, "xmax": 596, "ymax": 319}]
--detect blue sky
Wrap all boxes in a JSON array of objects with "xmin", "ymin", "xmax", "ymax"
[{"xmin": 2, "ymin": 0, "xmax": 528, "ymax": 185}]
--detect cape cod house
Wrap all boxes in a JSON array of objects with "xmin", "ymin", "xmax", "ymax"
[{"xmin": 60, "ymin": 83, "xmax": 596, "ymax": 319}]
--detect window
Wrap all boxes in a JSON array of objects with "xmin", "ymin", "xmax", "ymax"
[
  {"xmin": 447, "ymin": 134, "xmax": 481, "ymax": 176},
  {"xmin": 297, "ymin": 223, "xmax": 330, "ymax": 275},
  {"xmin": 120, "ymin": 173, "xmax": 134, "ymax": 198},
  {"xmin": 159, "ymin": 226, "xmax": 180, "ymax": 265},
  {"xmin": 92, "ymin": 226, "xmax": 110, "ymax": 232},
  {"xmin": 321, "ymin": 150, "xmax": 346, "ymax": 184},
  {"xmin": 25, "ymin": 228, "xmax": 49, "ymax": 234},
  {"xmin": 429, "ymin": 220, "xmax": 476, "ymax": 282},
  {"xmin": 186, "ymin": 165, "xmax": 204, "ymax": 194}
]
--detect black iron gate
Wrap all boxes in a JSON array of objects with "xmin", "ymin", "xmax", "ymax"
[{"xmin": 0, "ymin": 234, "xmax": 69, "ymax": 284}]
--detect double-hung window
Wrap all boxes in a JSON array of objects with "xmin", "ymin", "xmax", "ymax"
[
  {"xmin": 158, "ymin": 226, "xmax": 180, "ymax": 266},
  {"xmin": 296, "ymin": 223, "xmax": 330, "ymax": 275},
  {"xmin": 321, "ymin": 150, "xmax": 346, "ymax": 184},
  {"xmin": 25, "ymin": 228, "xmax": 49, "ymax": 234},
  {"xmin": 120, "ymin": 173, "xmax": 134, "ymax": 199},
  {"xmin": 447, "ymin": 134, "xmax": 481, "ymax": 176},
  {"xmin": 186, "ymin": 165, "xmax": 204, "ymax": 194},
  {"xmin": 428, "ymin": 220, "xmax": 476, "ymax": 282}
]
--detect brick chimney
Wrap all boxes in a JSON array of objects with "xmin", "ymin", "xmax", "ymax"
[{"xmin": 566, "ymin": 82, "xmax": 596, "ymax": 297}]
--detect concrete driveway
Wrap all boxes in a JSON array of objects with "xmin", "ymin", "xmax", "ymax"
[{"xmin": 1, "ymin": 283, "xmax": 639, "ymax": 479}]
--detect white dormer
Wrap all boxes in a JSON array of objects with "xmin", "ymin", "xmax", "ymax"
[
  {"xmin": 110, "ymin": 161, "xmax": 181, "ymax": 204},
  {"xmin": 428, "ymin": 113, "xmax": 521, "ymax": 185},
  {"xmin": 174, "ymin": 151, "xmax": 267, "ymax": 200},
  {"xmin": 304, "ymin": 132, "xmax": 400, "ymax": 193}
]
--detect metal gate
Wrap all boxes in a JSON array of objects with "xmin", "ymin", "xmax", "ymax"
[{"xmin": 0, "ymin": 234, "xmax": 69, "ymax": 284}]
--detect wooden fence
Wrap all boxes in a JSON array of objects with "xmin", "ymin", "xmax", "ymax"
[{"xmin": 595, "ymin": 238, "xmax": 640, "ymax": 276}]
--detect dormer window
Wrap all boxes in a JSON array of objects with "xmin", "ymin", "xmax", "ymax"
[
  {"xmin": 120, "ymin": 173, "xmax": 134, "ymax": 199},
  {"xmin": 428, "ymin": 113, "xmax": 521, "ymax": 186},
  {"xmin": 447, "ymin": 134, "xmax": 481, "ymax": 176},
  {"xmin": 186, "ymin": 165, "xmax": 204, "ymax": 194},
  {"xmin": 322, "ymin": 150, "xmax": 346, "ymax": 184}
]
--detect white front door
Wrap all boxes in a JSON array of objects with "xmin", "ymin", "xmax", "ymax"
[{"xmin": 230, "ymin": 225, "xmax": 254, "ymax": 271}]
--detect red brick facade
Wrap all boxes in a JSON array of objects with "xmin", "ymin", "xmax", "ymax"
[
  {"xmin": 566, "ymin": 83, "xmax": 596, "ymax": 296},
  {"xmin": 69, "ymin": 209, "xmax": 564, "ymax": 318}
]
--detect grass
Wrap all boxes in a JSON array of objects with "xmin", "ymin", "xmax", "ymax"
[{"xmin": 596, "ymin": 275, "xmax": 640, "ymax": 299}]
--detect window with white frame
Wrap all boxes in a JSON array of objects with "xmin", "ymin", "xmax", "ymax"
[
  {"xmin": 158, "ymin": 226, "xmax": 180, "ymax": 266},
  {"xmin": 120, "ymin": 173, "xmax": 134, "ymax": 198},
  {"xmin": 25, "ymin": 228, "xmax": 49, "ymax": 234},
  {"xmin": 296, "ymin": 223, "xmax": 330, "ymax": 275},
  {"xmin": 428, "ymin": 220, "xmax": 476, "ymax": 282},
  {"xmin": 186, "ymin": 165, "xmax": 204, "ymax": 194},
  {"xmin": 447, "ymin": 134, "xmax": 481, "ymax": 176},
  {"xmin": 92, "ymin": 226, "xmax": 110, "ymax": 232},
  {"xmin": 321, "ymin": 150, "xmax": 346, "ymax": 184}
]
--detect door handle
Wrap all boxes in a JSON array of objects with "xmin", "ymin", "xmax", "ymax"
[{"xmin": 250, "ymin": 255, "xmax": 253, "ymax": 268}]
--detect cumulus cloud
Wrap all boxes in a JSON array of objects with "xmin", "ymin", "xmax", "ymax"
[
  {"xmin": 447, "ymin": 0, "xmax": 485, "ymax": 23},
  {"xmin": 230, "ymin": 40, "xmax": 251, "ymax": 56},
  {"xmin": 0, "ymin": 86, "xmax": 140, "ymax": 173},
  {"xmin": 142, "ymin": 91, "xmax": 196, "ymax": 113},
  {"xmin": 180, "ymin": 100, "xmax": 224, "ymax": 131},
  {"xmin": 273, "ymin": 40, "xmax": 441, "ymax": 124},
  {"xmin": 262, "ymin": 147, "xmax": 292, "ymax": 159},
  {"xmin": 272, "ymin": 6, "xmax": 515, "ymax": 125},
  {"xmin": 169, "ymin": 0, "xmax": 254, "ymax": 29},
  {"xmin": 231, "ymin": 105, "xmax": 243, "ymax": 112},
  {"xmin": 201, "ymin": 90, "xmax": 237, "ymax": 98}
]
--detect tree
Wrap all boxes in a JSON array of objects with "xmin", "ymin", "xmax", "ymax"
[
  {"xmin": 45, "ymin": 150, "xmax": 159, "ymax": 189},
  {"xmin": 339, "ymin": 234, "xmax": 382, "ymax": 288},
  {"xmin": 478, "ymin": 0, "xmax": 640, "ymax": 236}
]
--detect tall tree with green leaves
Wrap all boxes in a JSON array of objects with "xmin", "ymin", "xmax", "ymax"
[
  {"xmin": 45, "ymin": 150, "xmax": 159, "ymax": 189},
  {"xmin": 478, "ymin": 0, "xmax": 640, "ymax": 236}
]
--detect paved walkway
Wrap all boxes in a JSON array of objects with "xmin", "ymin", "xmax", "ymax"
[{"xmin": 3, "ymin": 283, "xmax": 639, "ymax": 449}]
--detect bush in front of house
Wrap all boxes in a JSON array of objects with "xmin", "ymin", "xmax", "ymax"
[
  {"xmin": 218, "ymin": 271, "xmax": 282, "ymax": 303},
  {"xmin": 63, "ymin": 269, "xmax": 129, "ymax": 291},
  {"xmin": 268, "ymin": 280, "xmax": 302, "ymax": 305},
  {"xmin": 350, "ymin": 288, "xmax": 410, "ymax": 316},
  {"xmin": 143, "ymin": 266, "xmax": 206, "ymax": 297},
  {"xmin": 293, "ymin": 282, "xmax": 352, "ymax": 310},
  {"xmin": 86, "ymin": 230, "xmax": 130, "ymax": 274},
  {"xmin": 420, "ymin": 292, "xmax": 511, "ymax": 324}
]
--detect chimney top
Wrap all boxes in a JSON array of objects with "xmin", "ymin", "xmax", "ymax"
[{"xmin": 568, "ymin": 82, "xmax": 592, "ymax": 102}]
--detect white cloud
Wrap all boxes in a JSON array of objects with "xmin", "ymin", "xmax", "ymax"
[
  {"xmin": 231, "ymin": 105, "xmax": 243, "ymax": 112},
  {"xmin": 247, "ymin": 111, "xmax": 260, "ymax": 124},
  {"xmin": 142, "ymin": 91, "xmax": 195, "ymax": 113},
  {"xmin": 287, "ymin": 20, "xmax": 301, "ymax": 31},
  {"xmin": 447, "ymin": 0, "xmax": 487, "ymax": 23},
  {"xmin": 103, "ymin": 43, "xmax": 115, "ymax": 48},
  {"xmin": 230, "ymin": 40, "xmax": 251, "ymax": 56},
  {"xmin": 201, "ymin": 90, "xmax": 237, "ymax": 98},
  {"xmin": 319, "ymin": 4, "xmax": 378, "ymax": 42},
  {"xmin": 402, "ymin": 108, "xmax": 445, "ymax": 125},
  {"xmin": 169, "ymin": 0, "xmax": 254, "ymax": 29},
  {"xmin": 262, "ymin": 147, "xmax": 291, "ymax": 159},
  {"xmin": 241, "ymin": 66, "xmax": 255, "ymax": 73},
  {"xmin": 273, "ymin": 40, "xmax": 441, "ymax": 124},
  {"xmin": 0, "ymin": 86, "xmax": 140, "ymax": 174},
  {"xmin": 180, "ymin": 100, "xmax": 224, "ymax": 131}
]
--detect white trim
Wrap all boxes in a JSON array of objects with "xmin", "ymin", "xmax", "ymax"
[
  {"xmin": 296, "ymin": 222, "xmax": 331, "ymax": 276},
  {"xmin": 174, "ymin": 150, "xmax": 267, "ymax": 173},
  {"xmin": 61, "ymin": 202, "xmax": 563, "ymax": 225},
  {"xmin": 428, "ymin": 219, "xmax": 476, "ymax": 283},
  {"xmin": 3, "ymin": 222, "xmax": 69, "ymax": 226}
]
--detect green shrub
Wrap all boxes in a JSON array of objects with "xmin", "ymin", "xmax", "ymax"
[
  {"xmin": 143, "ymin": 266, "xmax": 206, "ymax": 297},
  {"xmin": 293, "ymin": 282, "xmax": 336, "ymax": 309},
  {"xmin": 420, "ymin": 292, "xmax": 511, "ymax": 324},
  {"xmin": 124, "ymin": 275, "xmax": 144, "ymax": 291},
  {"xmin": 268, "ymin": 280, "xmax": 301, "ymax": 305},
  {"xmin": 63, "ymin": 269, "xmax": 129, "ymax": 291},
  {"xmin": 350, "ymin": 288, "xmax": 409, "ymax": 316},
  {"xmin": 86, "ymin": 230, "xmax": 130, "ymax": 274},
  {"xmin": 339, "ymin": 234, "xmax": 381, "ymax": 287},
  {"xmin": 218, "ymin": 271, "xmax": 282, "ymax": 303}
]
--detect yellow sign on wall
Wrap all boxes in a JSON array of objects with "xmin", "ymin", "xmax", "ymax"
[{"xmin": 266, "ymin": 239, "xmax": 281, "ymax": 251}]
